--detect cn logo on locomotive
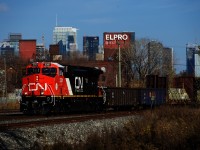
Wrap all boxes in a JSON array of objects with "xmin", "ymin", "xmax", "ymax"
[
  {"xmin": 28, "ymin": 83, "xmax": 48, "ymax": 91},
  {"xmin": 75, "ymin": 77, "xmax": 83, "ymax": 92}
]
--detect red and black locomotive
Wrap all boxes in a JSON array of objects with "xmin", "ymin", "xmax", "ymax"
[
  {"xmin": 20, "ymin": 62, "xmax": 167, "ymax": 114},
  {"xmin": 21, "ymin": 62, "xmax": 104, "ymax": 114}
]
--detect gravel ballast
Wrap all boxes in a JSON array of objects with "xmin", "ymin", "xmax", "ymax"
[{"xmin": 0, "ymin": 116, "xmax": 137, "ymax": 149}]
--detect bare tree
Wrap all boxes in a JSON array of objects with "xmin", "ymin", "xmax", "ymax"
[
  {"xmin": 120, "ymin": 38, "xmax": 174, "ymax": 87},
  {"xmin": 147, "ymin": 40, "xmax": 164, "ymax": 75}
]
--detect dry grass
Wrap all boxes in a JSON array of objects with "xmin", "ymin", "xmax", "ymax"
[
  {"xmin": 0, "ymin": 101, "xmax": 20, "ymax": 111},
  {"xmin": 32, "ymin": 106, "xmax": 200, "ymax": 150}
]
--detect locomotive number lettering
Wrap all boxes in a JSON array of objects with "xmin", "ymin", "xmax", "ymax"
[
  {"xmin": 28, "ymin": 83, "xmax": 47, "ymax": 91},
  {"xmin": 75, "ymin": 77, "xmax": 83, "ymax": 92}
]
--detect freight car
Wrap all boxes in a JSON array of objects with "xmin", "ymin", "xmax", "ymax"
[
  {"xmin": 20, "ymin": 62, "xmax": 167, "ymax": 114},
  {"xmin": 104, "ymin": 87, "xmax": 166, "ymax": 110},
  {"xmin": 20, "ymin": 62, "xmax": 104, "ymax": 114}
]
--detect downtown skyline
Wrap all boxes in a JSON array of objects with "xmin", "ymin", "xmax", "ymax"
[{"xmin": 0, "ymin": 0, "xmax": 200, "ymax": 72}]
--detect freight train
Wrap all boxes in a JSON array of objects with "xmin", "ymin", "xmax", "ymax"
[{"xmin": 20, "ymin": 62, "xmax": 166, "ymax": 114}]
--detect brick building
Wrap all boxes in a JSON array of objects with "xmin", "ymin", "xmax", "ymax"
[{"xmin": 19, "ymin": 40, "xmax": 36, "ymax": 61}]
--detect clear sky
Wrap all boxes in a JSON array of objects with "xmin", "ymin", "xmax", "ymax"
[{"xmin": 0, "ymin": 0, "xmax": 200, "ymax": 72}]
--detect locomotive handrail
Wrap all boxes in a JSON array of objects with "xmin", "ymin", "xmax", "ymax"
[
  {"xmin": 22, "ymin": 84, "xmax": 26, "ymax": 92},
  {"xmin": 46, "ymin": 84, "xmax": 55, "ymax": 106},
  {"xmin": 20, "ymin": 84, "xmax": 27, "ymax": 103},
  {"xmin": 99, "ymin": 86, "xmax": 107, "ymax": 104}
]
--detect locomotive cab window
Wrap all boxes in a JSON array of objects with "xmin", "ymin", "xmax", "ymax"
[
  {"xmin": 27, "ymin": 68, "xmax": 40, "ymax": 75},
  {"xmin": 42, "ymin": 68, "xmax": 57, "ymax": 77}
]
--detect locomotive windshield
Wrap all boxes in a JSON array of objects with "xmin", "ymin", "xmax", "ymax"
[
  {"xmin": 27, "ymin": 68, "xmax": 40, "ymax": 75},
  {"xmin": 42, "ymin": 67, "xmax": 57, "ymax": 77}
]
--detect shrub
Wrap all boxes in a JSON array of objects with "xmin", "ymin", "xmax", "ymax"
[{"xmin": 31, "ymin": 106, "xmax": 200, "ymax": 150}]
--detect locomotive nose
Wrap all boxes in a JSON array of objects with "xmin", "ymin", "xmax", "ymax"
[{"xmin": 29, "ymin": 74, "xmax": 45, "ymax": 83}]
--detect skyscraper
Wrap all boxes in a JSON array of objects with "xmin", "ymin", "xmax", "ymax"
[
  {"xmin": 36, "ymin": 44, "xmax": 46, "ymax": 61},
  {"xmin": 53, "ymin": 27, "xmax": 78, "ymax": 55},
  {"xmin": 83, "ymin": 36, "xmax": 99, "ymax": 60},
  {"xmin": 9, "ymin": 33, "xmax": 22, "ymax": 56},
  {"xmin": 162, "ymin": 47, "xmax": 173, "ymax": 76},
  {"xmin": 186, "ymin": 44, "xmax": 200, "ymax": 77},
  {"xmin": 148, "ymin": 41, "xmax": 163, "ymax": 75},
  {"xmin": 0, "ymin": 33, "xmax": 22, "ymax": 56}
]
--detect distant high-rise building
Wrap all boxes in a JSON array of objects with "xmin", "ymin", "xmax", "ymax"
[
  {"xmin": 83, "ymin": 36, "xmax": 99, "ymax": 60},
  {"xmin": 147, "ymin": 41, "xmax": 173, "ymax": 76},
  {"xmin": 186, "ymin": 44, "xmax": 200, "ymax": 77},
  {"xmin": 53, "ymin": 27, "xmax": 78, "ymax": 55},
  {"xmin": 8, "ymin": 33, "xmax": 22, "ymax": 56},
  {"xmin": 148, "ymin": 41, "xmax": 163, "ymax": 75},
  {"xmin": 0, "ymin": 33, "xmax": 22, "ymax": 56},
  {"xmin": 36, "ymin": 44, "xmax": 46, "ymax": 61},
  {"xmin": 162, "ymin": 47, "xmax": 173, "ymax": 76},
  {"xmin": 0, "ymin": 44, "xmax": 14, "ymax": 58}
]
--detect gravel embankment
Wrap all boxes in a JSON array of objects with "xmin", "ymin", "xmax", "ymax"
[{"xmin": 0, "ymin": 115, "xmax": 138, "ymax": 149}]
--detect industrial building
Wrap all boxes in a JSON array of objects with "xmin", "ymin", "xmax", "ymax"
[
  {"xmin": 19, "ymin": 39, "xmax": 36, "ymax": 62},
  {"xmin": 103, "ymin": 32, "xmax": 135, "ymax": 61}
]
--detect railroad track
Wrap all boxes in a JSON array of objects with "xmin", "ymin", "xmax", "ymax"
[{"xmin": 0, "ymin": 111, "xmax": 138, "ymax": 130}]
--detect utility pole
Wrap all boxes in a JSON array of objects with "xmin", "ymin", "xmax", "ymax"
[
  {"xmin": 4, "ymin": 58, "xmax": 7, "ymax": 101},
  {"xmin": 117, "ymin": 41, "xmax": 121, "ymax": 87}
]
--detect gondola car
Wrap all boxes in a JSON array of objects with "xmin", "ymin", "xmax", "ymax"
[{"xmin": 104, "ymin": 87, "xmax": 166, "ymax": 110}]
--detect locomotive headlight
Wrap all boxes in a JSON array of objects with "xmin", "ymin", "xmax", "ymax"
[
  {"xmin": 36, "ymin": 75, "xmax": 39, "ymax": 82},
  {"xmin": 44, "ymin": 62, "xmax": 51, "ymax": 67},
  {"xmin": 40, "ymin": 89, "xmax": 44, "ymax": 95}
]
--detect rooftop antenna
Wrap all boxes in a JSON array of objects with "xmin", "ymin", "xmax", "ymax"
[
  {"xmin": 56, "ymin": 14, "xmax": 58, "ymax": 26},
  {"xmin": 42, "ymin": 34, "xmax": 45, "ymax": 47},
  {"xmin": 42, "ymin": 35, "xmax": 46, "ymax": 60}
]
